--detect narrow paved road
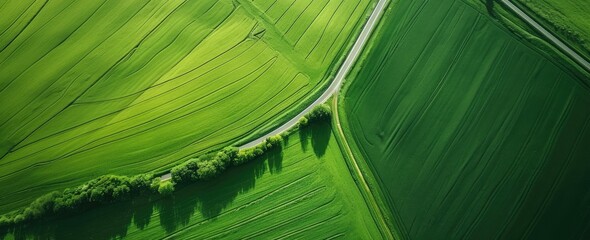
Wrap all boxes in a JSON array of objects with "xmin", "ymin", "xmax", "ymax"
[
  {"xmin": 162, "ymin": 0, "xmax": 389, "ymax": 178},
  {"xmin": 240, "ymin": 0, "xmax": 389, "ymax": 149},
  {"xmin": 160, "ymin": 1, "xmax": 587, "ymax": 238},
  {"xmin": 501, "ymin": 0, "xmax": 590, "ymax": 73},
  {"xmin": 161, "ymin": 0, "xmax": 393, "ymax": 236}
]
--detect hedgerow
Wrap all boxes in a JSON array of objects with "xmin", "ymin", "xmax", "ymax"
[
  {"xmin": 0, "ymin": 174, "xmax": 160, "ymax": 228},
  {"xmin": 298, "ymin": 104, "xmax": 332, "ymax": 127},
  {"xmin": 0, "ymin": 135, "xmax": 285, "ymax": 229},
  {"xmin": 171, "ymin": 136, "xmax": 283, "ymax": 185}
]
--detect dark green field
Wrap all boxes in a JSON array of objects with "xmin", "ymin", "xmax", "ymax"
[{"xmin": 342, "ymin": 0, "xmax": 590, "ymax": 239}]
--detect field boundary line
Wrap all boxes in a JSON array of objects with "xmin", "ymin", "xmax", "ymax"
[{"xmin": 332, "ymin": 97, "xmax": 395, "ymax": 239}]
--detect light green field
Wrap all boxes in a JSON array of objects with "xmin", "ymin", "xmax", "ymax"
[
  {"xmin": 342, "ymin": 0, "xmax": 590, "ymax": 239},
  {"xmin": 1, "ymin": 122, "xmax": 382, "ymax": 239},
  {"xmin": 516, "ymin": 0, "xmax": 590, "ymax": 59},
  {"xmin": 0, "ymin": 0, "xmax": 372, "ymax": 214}
]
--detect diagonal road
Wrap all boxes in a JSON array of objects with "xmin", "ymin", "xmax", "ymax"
[
  {"xmin": 161, "ymin": 1, "xmax": 393, "ymax": 237},
  {"xmin": 161, "ymin": 0, "xmax": 389, "ymax": 183},
  {"xmin": 162, "ymin": 0, "xmax": 588, "ymax": 235},
  {"xmin": 160, "ymin": 0, "xmax": 391, "ymax": 233},
  {"xmin": 240, "ymin": 1, "xmax": 394, "ymax": 237},
  {"xmin": 160, "ymin": 0, "xmax": 393, "ymax": 236},
  {"xmin": 500, "ymin": 0, "xmax": 590, "ymax": 73},
  {"xmin": 239, "ymin": 0, "xmax": 390, "ymax": 149}
]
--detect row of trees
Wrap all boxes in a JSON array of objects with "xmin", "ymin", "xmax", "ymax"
[
  {"xmin": 298, "ymin": 104, "xmax": 332, "ymax": 127},
  {"xmin": 0, "ymin": 174, "xmax": 160, "ymax": 227},
  {"xmin": 0, "ymin": 135, "xmax": 286, "ymax": 229},
  {"xmin": 171, "ymin": 135, "xmax": 283, "ymax": 185},
  {"xmin": 0, "ymin": 103, "xmax": 332, "ymax": 229}
]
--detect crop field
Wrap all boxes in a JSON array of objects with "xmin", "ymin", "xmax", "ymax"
[
  {"xmin": 516, "ymin": 0, "xmax": 590, "ymax": 59},
  {"xmin": 0, "ymin": 0, "xmax": 372, "ymax": 214},
  {"xmin": 342, "ymin": 0, "xmax": 590, "ymax": 239},
  {"xmin": 1, "ymin": 122, "xmax": 381, "ymax": 239}
]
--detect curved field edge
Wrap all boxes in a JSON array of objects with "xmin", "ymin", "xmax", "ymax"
[
  {"xmin": 331, "ymin": 97, "xmax": 398, "ymax": 240},
  {"xmin": 339, "ymin": 0, "xmax": 590, "ymax": 239},
  {"xmin": 336, "ymin": 94, "xmax": 401, "ymax": 238},
  {"xmin": 0, "ymin": 0, "xmax": 377, "ymax": 214},
  {"xmin": 335, "ymin": 1, "xmax": 413, "ymax": 238}
]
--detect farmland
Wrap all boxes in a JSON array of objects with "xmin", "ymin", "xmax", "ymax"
[
  {"xmin": 342, "ymin": 0, "xmax": 590, "ymax": 239},
  {"xmin": 1, "ymin": 122, "xmax": 382, "ymax": 239},
  {"xmin": 515, "ymin": 0, "xmax": 590, "ymax": 60},
  {"xmin": 0, "ymin": 0, "xmax": 373, "ymax": 214}
]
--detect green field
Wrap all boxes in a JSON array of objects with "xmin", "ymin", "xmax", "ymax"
[
  {"xmin": 515, "ymin": 0, "xmax": 590, "ymax": 59},
  {"xmin": 1, "ymin": 122, "xmax": 381, "ymax": 239},
  {"xmin": 342, "ymin": 0, "xmax": 590, "ymax": 239},
  {"xmin": 0, "ymin": 0, "xmax": 372, "ymax": 214}
]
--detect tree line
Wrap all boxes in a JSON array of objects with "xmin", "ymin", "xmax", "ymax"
[
  {"xmin": 171, "ymin": 136, "xmax": 283, "ymax": 185},
  {"xmin": 298, "ymin": 103, "xmax": 332, "ymax": 127},
  {"xmin": 0, "ymin": 174, "xmax": 160, "ymax": 227},
  {"xmin": 0, "ymin": 103, "xmax": 332, "ymax": 229},
  {"xmin": 0, "ymin": 136, "xmax": 285, "ymax": 229}
]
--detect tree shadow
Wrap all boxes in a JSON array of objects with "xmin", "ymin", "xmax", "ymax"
[
  {"xmin": 0, "ymin": 225, "xmax": 6, "ymax": 239},
  {"xmin": 282, "ymin": 133, "xmax": 290, "ymax": 146},
  {"xmin": 155, "ymin": 193, "xmax": 196, "ymax": 234},
  {"xmin": 0, "ymin": 141, "xmax": 285, "ymax": 239},
  {"xmin": 153, "ymin": 156, "xmax": 268, "ymax": 233},
  {"xmin": 132, "ymin": 196, "xmax": 154, "ymax": 230},
  {"xmin": 299, "ymin": 126, "xmax": 311, "ymax": 152},
  {"xmin": 3, "ymin": 199, "xmax": 137, "ymax": 240},
  {"xmin": 267, "ymin": 143, "xmax": 284, "ymax": 174},
  {"xmin": 299, "ymin": 120, "xmax": 331, "ymax": 158},
  {"xmin": 194, "ymin": 156, "xmax": 266, "ymax": 219},
  {"xmin": 312, "ymin": 121, "xmax": 331, "ymax": 157},
  {"xmin": 486, "ymin": 0, "xmax": 496, "ymax": 17}
]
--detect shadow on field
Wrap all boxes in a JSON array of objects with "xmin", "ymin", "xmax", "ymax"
[
  {"xmin": 486, "ymin": 0, "xmax": 496, "ymax": 17},
  {"xmin": 156, "ymin": 154, "xmax": 268, "ymax": 232},
  {"xmin": 267, "ymin": 144, "xmax": 284, "ymax": 174},
  {"xmin": 0, "ymin": 147, "xmax": 284, "ymax": 239},
  {"xmin": 299, "ymin": 120, "xmax": 331, "ymax": 157},
  {"xmin": 1, "ymin": 197, "xmax": 153, "ymax": 240}
]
